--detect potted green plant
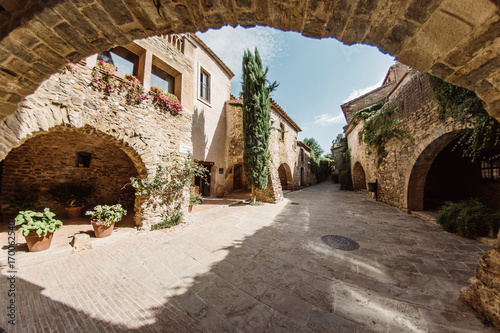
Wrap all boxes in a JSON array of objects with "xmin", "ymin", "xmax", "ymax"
[
  {"xmin": 48, "ymin": 183, "xmax": 94, "ymax": 218},
  {"xmin": 86, "ymin": 204, "xmax": 127, "ymax": 238},
  {"xmin": 189, "ymin": 187, "xmax": 203, "ymax": 213},
  {"xmin": 15, "ymin": 208, "xmax": 63, "ymax": 252}
]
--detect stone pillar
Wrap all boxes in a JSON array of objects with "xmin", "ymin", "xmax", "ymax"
[
  {"xmin": 139, "ymin": 49, "xmax": 153, "ymax": 90},
  {"xmin": 255, "ymin": 167, "xmax": 283, "ymax": 204},
  {"xmin": 461, "ymin": 231, "xmax": 500, "ymax": 329}
]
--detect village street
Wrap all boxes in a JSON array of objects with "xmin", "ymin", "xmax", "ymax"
[{"xmin": 0, "ymin": 181, "xmax": 495, "ymax": 332}]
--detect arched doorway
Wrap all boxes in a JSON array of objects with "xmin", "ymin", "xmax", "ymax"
[
  {"xmin": 0, "ymin": 127, "xmax": 144, "ymax": 224},
  {"xmin": 352, "ymin": 162, "xmax": 367, "ymax": 191},
  {"xmin": 407, "ymin": 132, "xmax": 460, "ymax": 211},
  {"xmin": 278, "ymin": 163, "xmax": 293, "ymax": 190},
  {"xmin": 424, "ymin": 138, "xmax": 500, "ymax": 210}
]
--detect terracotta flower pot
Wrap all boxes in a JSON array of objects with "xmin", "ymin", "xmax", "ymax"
[
  {"xmin": 66, "ymin": 206, "xmax": 84, "ymax": 219},
  {"xmin": 25, "ymin": 232, "xmax": 54, "ymax": 252},
  {"xmin": 91, "ymin": 221, "xmax": 115, "ymax": 238}
]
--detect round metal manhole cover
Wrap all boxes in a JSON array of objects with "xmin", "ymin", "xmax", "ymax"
[{"xmin": 321, "ymin": 235, "xmax": 360, "ymax": 251}]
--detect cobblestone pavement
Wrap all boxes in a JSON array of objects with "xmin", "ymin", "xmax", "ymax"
[{"xmin": 0, "ymin": 181, "xmax": 496, "ymax": 332}]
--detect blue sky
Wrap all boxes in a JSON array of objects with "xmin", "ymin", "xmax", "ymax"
[{"xmin": 198, "ymin": 26, "xmax": 396, "ymax": 155}]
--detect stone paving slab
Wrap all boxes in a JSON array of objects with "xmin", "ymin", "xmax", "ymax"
[{"xmin": 0, "ymin": 181, "xmax": 496, "ymax": 332}]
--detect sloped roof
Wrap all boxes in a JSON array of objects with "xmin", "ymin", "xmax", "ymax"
[
  {"xmin": 270, "ymin": 98, "xmax": 301, "ymax": 132},
  {"xmin": 229, "ymin": 96, "xmax": 302, "ymax": 132},
  {"xmin": 297, "ymin": 141, "xmax": 312, "ymax": 152},
  {"xmin": 190, "ymin": 34, "xmax": 234, "ymax": 78}
]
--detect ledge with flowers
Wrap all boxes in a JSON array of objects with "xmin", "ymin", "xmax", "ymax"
[{"xmin": 91, "ymin": 60, "xmax": 183, "ymax": 115}]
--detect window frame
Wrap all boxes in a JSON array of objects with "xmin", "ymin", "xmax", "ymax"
[
  {"xmin": 199, "ymin": 67, "xmax": 211, "ymax": 103},
  {"xmin": 97, "ymin": 46, "xmax": 140, "ymax": 77},
  {"xmin": 279, "ymin": 122, "xmax": 285, "ymax": 141},
  {"xmin": 481, "ymin": 157, "xmax": 500, "ymax": 182}
]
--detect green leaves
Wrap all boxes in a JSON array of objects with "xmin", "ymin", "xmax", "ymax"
[
  {"xmin": 85, "ymin": 204, "xmax": 127, "ymax": 227},
  {"xmin": 427, "ymin": 74, "xmax": 500, "ymax": 162},
  {"xmin": 242, "ymin": 48, "xmax": 276, "ymax": 193},
  {"xmin": 129, "ymin": 155, "xmax": 207, "ymax": 202},
  {"xmin": 359, "ymin": 107, "xmax": 412, "ymax": 163},
  {"xmin": 15, "ymin": 208, "xmax": 63, "ymax": 237}
]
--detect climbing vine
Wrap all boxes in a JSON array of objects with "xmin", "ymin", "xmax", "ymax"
[
  {"xmin": 357, "ymin": 107, "xmax": 412, "ymax": 162},
  {"xmin": 426, "ymin": 74, "xmax": 500, "ymax": 162},
  {"xmin": 129, "ymin": 156, "xmax": 207, "ymax": 198}
]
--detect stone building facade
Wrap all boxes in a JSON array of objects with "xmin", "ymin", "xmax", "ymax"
[
  {"xmin": 343, "ymin": 63, "xmax": 500, "ymax": 212},
  {"xmin": 191, "ymin": 36, "xmax": 234, "ymax": 197},
  {"xmin": 0, "ymin": 33, "xmax": 232, "ymax": 228},
  {"xmin": 224, "ymin": 97, "xmax": 314, "ymax": 202},
  {"xmin": 296, "ymin": 141, "xmax": 316, "ymax": 187},
  {"xmin": 0, "ymin": 56, "xmax": 192, "ymax": 229}
]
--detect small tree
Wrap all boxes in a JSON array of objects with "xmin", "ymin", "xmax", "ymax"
[
  {"xmin": 242, "ymin": 48, "xmax": 278, "ymax": 202},
  {"xmin": 303, "ymin": 137, "xmax": 324, "ymax": 158}
]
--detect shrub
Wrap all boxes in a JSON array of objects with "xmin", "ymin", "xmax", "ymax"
[
  {"xmin": 332, "ymin": 173, "xmax": 339, "ymax": 183},
  {"xmin": 151, "ymin": 211, "xmax": 183, "ymax": 230},
  {"xmin": 436, "ymin": 199, "xmax": 500, "ymax": 238},
  {"xmin": 85, "ymin": 204, "xmax": 127, "ymax": 227},
  {"xmin": 150, "ymin": 86, "xmax": 183, "ymax": 115},
  {"xmin": 339, "ymin": 169, "xmax": 353, "ymax": 191}
]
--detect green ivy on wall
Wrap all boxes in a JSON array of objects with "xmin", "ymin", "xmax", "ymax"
[
  {"xmin": 356, "ymin": 106, "xmax": 412, "ymax": 163},
  {"xmin": 426, "ymin": 74, "xmax": 500, "ymax": 162}
]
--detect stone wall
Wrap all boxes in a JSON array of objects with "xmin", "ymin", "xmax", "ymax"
[
  {"xmin": 347, "ymin": 71, "xmax": 465, "ymax": 211},
  {"xmin": 224, "ymin": 98, "xmax": 313, "ymax": 202},
  {"xmin": 0, "ymin": 61, "xmax": 193, "ymax": 228},
  {"xmin": 295, "ymin": 143, "xmax": 316, "ymax": 188},
  {"xmin": 461, "ymin": 234, "xmax": 500, "ymax": 330}
]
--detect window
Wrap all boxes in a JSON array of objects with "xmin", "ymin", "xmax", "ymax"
[
  {"xmin": 300, "ymin": 149, "xmax": 304, "ymax": 162},
  {"xmin": 200, "ymin": 69, "xmax": 210, "ymax": 101},
  {"xmin": 75, "ymin": 151, "xmax": 91, "ymax": 168},
  {"xmin": 279, "ymin": 123, "xmax": 285, "ymax": 140},
  {"xmin": 97, "ymin": 46, "xmax": 139, "ymax": 76},
  {"xmin": 151, "ymin": 65, "xmax": 175, "ymax": 94},
  {"xmin": 481, "ymin": 158, "xmax": 500, "ymax": 181}
]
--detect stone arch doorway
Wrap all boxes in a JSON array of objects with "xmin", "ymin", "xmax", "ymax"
[
  {"xmin": 278, "ymin": 163, "xmax": 293, "ymax": 190},
  {"xmin": 406, "ymin": 132, "xmax": 460, "ymax": 211},
  {"xmin": 0, "ymin": 1, "xmax": 499, "ymax": 122},
  {"xmin": 0, "ymin": 126, "xmax": 146, "ymax": 225},
  {"xmin": 352, "ymin": 162, "xmax": 367, "ymax": 191},
  {"xmin": 423, "ymin": 137, "xmax": 500, "ymax": 210}
]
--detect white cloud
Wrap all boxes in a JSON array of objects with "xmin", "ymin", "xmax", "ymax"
[
  {"xmin": 197, "ymin": 26, "xmax": 285, "ymax": 81},
  {"xmin": 314, "ymin": 112, "xmax": 346, "ymax": 127}
]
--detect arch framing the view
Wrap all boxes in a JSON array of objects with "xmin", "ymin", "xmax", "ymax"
[{"xmin": 0, "ymin": 0, "xmax": 499, "ymax": 122}]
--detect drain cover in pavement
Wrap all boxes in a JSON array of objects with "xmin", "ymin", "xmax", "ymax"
[{"xmin": 321, "ymin": 235, "xmax": 360, "ymax": 251}]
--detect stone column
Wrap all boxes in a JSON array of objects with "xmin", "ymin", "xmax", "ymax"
[
  {"xmin": 461, "ymin": 231, "xmax": 500, "ymax": 329},
  {"xmin": 139, "ymin": 49, "xmax": 153, "ymax": 90}
]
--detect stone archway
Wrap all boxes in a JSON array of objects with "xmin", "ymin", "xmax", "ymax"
[
  {"xmin": 0, "ymin": 1, "xmax": 499, "ymax": 121},
  {"xmin": 278, "ymin": 163, "xmax": 293, "ymax": 190},
  {"xmin": 406, "ymin": 131, "xmax": 460, "ymax": 211},
  {"xmin": 0, "ymin": 127, "xmax": 142, "ymax": 221},
  {"xmin": 352, "ymin": 161, "xmax": 367, "ymax": 191}
]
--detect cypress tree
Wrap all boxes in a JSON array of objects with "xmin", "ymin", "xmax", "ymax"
[{"xmin": 241, "ymin": 48, "xmax": 278, "ymax": 201}]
